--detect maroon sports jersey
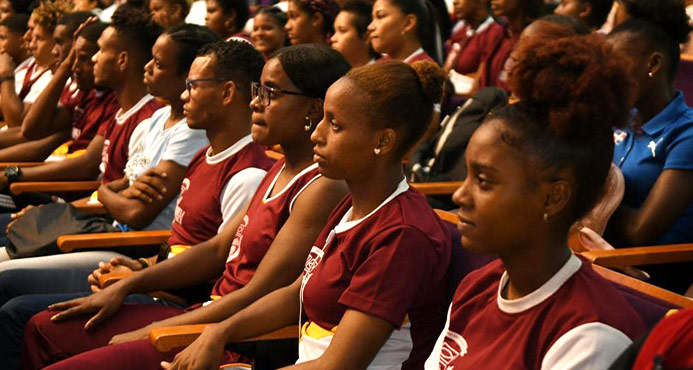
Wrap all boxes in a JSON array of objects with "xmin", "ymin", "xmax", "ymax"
[
  {"xmin": 168, "ymin": 143, "xmax": 274, "ymax": 247},
  {"xmin": 435, "ymin": 256, "xmax": 646, "ymax": 369},
  {"xmin": 451, "ymin": 20, "xmax": 504, "ymax": 75},
  {"xmin": 99, "ymin": 95, "xmax": 161, "ymax": 183},
  {"xmin": 62, "ymin": 88, "xmax": 119, "ymax": 153},
  {"xmin": 300, "ymin": 183, "xmax": 451, "ymax": 369},
  {"xmin": 377, "ymin": 49, "xmax": 437, "ymax": 65},
  {"xmin": 475, "ymin": 25, "xmax": 517, "ymax": 90},
  {"xmin": 210, "ymin": 158, "xmax": 321, "ymax": 297}
]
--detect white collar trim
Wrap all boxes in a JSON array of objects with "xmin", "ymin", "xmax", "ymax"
[
  {"xmin": 262, "ymin": 162, "xmax": 319, "ymax": 203},
  {"xmin": 206, "ymin": 134, "xmax": 253, "ymax": 164},
  {"xmin": 403, "ymin": 48, "xmax": 425, "ymax": 64},
  {"xmin": 334, "ymin": 178, "xmax": 409, "ymax": 233},
  {"xmin": 497, "ymin": 254, "xmax": 582, "ymax": 314},
  {"xmin": 115, "ymin": 94, "xmax": 154, "ymax": 125}
]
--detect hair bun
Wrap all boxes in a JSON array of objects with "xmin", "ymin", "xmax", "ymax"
[
  {"xmin": 508, "ymin": 34, "xmax": 636, "ymax": 140},
  {"xmin": 411, "ymin": 60, "xmax": 445, "ymax": 103}
]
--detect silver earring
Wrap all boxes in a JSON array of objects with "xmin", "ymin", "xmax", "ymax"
[
  {"xmin": 543, "ymin": 213, "xmax": 549, "ymax": 223},
  {"xmin": 374, "ymin": 147, "xmax": 381, "ymax": 155},
  {"xmin": 648, "ymin": 71, "xmax": 653, "ymax": 78},
  {"xmin": 304, "ymin": 116, "xmax": 313, "ymax": 132}
]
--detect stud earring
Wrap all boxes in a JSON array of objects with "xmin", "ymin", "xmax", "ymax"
[
  {"xmin": 304, "ymin": 116, "xmax": 313, "ymax": 132},
  {"xmin": 374, "ymin": 147, "xmax": 381, "ymax": 155},
  {"xmin": 648, "ymin": 71, "xmax": 654, "ymax": 78},
  {"xmin": 543, "ymin": 213, "xmax": 549, "ymax": 223}
]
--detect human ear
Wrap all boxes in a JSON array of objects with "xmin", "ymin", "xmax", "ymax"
[
  {"xmin": 117, "ymin": 50, "xmax": 128, "ymax": 72},
  {"xmin": 647, "ymin": 51, "xmax": 663, "ymax": 78},
  {"xmin": 374, "ymin": 128, "xmax": 397, "ymax": 156},
  {"xmin": 306, "ymin": 98, "xmax": 324, "ymax": 126},
  {"xmin": 543, "ymin": 179, "xmax": 572, "ymax": 220},
  {"xmin": 402, "ymin": 14, "xmax": 417, "ymax": 35},
  {"xmin": 578, "ymin": 2, "xmax": 592, "ymax": 20},
  {"xmin": 311, "ymin": 11, "xmax": 325, "ymax": 29},
  {"xmin": 221, "ymin": 80, "xmax": 236, "ymax": 105}
]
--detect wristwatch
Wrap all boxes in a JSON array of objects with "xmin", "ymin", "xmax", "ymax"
[{"xmin": 4, "ymin": 165, "xmax": 22, "ymax": 183}]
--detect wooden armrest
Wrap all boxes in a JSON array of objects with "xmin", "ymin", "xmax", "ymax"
[
  {"xmin": 70, "ymin": 197, "xmax": 106, "ymax": 214},
  {"xmin": 150, "ymin": 324, "xmax": 298, "ymax": 352},
  {"xmin": 434, "ymin": 209, "xmax": 458, "ymax": 224},
  {"xmin": 98, "ymin": 271, "xmax": 136, "ymax": 289},
  {"xmin": 0, "ymin": 162, "xmax": 43, "ymax": 169},
  {"xmin": 264, "ymin": 150, "xmax": 284, "ymax": 161},
  {"xmin": 581, "ymin": 243, "xmax": 693, "ymax": 268},
  {"xmin": 57, "ymin": 230, "xmax": 172, "ymax": 252},
  {"xmin": 411, "ymin": 181, "xmax": 463, "ymax": 195},
  {"xmin": 592, "ymin": 264, "xmax": 693, "ymax": 308},
  {"xmin": 681, "ymin": 53, "xmax": 693, "ymax": 62},
  {"xmin": 9, "ymin": 180, "xmax": 101, "ymax": 195}
]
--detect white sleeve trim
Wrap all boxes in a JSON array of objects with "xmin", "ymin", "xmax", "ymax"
[
  {"xmin": 217, "ymin": 167, "xmax": 267, "ymax": 233},
  {"xmin": 541, "ymin": 322, "xmax": 632, "ymax": 370}
]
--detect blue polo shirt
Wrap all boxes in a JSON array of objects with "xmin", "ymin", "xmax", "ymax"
[{"xmin": 613, "ymin": 92, "xmax": 693, "ymax": 244}]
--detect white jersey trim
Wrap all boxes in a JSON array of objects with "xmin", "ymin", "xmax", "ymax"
[
  {"xmin": 403, "ymin": 48, "xmax": 425, "ymax": 64},
  {"xmin": 333, "ymin": 178, "xmax": 409, "ymax": 234},
  {"xmin": 115, "ymin": 94, "xmax": 154, "ymax": 125},
  {"xmin": 541, "ymin": 322, "xmax": 632, "ymax": 370},
  {"xmin": 262, "ymin": 162, "xmax": 319, "ymax": 203},
  {"xmin": 206, "ymin": 134, "xmax": 254, "ymax": 164},
  {"xmin": 497, "ymin": 254, "xmax": 581, "ymax": 314}
]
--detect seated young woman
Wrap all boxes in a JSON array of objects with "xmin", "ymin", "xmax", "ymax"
[
  {"xmin": 424, "ymin": 33, "xmax": 646, "ymax": 369},
  {"xmin": 20, "ymin": 44, "xmax": 350, "ymax": 370},
  {"xmin": 605, "ymin": 1, "xmax": 693, "ymax": 294},
  {"xmin": 443, "ymin": 0, "xmax": 502, "ymax": 75},
  {"xmin": 331, "ymin": 1, "xmax": 378, "ymax": 68},
  {"xmin": 158, "ymin": 61, "xmax": 451, "ymax": 370},
  {"xmin": 368, "ymin": 0, "xmax": 440, "ymax": 64},
  {"xmin": 205, "ymin": 0, "xmax": 251, "ymax": 42},
  {"xmin": 251, "ymin": 6, "xmax": 288, "ymax": 61},
  {"xmin": 285, "ymin": 0, "xmax": 339, "ymax": 46},
  {"xmin": 149, "ymin": 0, "xmax": 190, "ymax": 28}
]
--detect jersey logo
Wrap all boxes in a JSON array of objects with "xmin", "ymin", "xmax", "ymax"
[
  {"xmin": 174, "ymin": 178, "xmax": 190, "ymax": 225},
  {"xmin": 300, "ymin": 230, "xmax": 334, "ymax": 303},
  {"xmin": 647, "ymin": 138, "xmax": 663, "ymax": 158},
  {"xmin": 438, "ymin": 330, "xmax": 468, "ymax": 370},
  {"xmin": 613, "ymin": 130, "xmax": 627, "ymax": 145},
  {"xmin": 227, "ymin": 214, "xmax": 248, "ymax": 262}
]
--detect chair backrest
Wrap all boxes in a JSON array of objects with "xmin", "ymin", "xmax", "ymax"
[
  {"xmin": 592, "ymin": 264, "xmax": 693, "ymax": 328},
  {"xmin": 676, "ymin": 55, "xmax": 693, "ymax": 107},
  {"xmin": 569, "ymin": 164, "xmax": 624, "ymax": 252},
  {"xmin": 434, "ymin": 209, "xmax": 497, "ymax": 303}
]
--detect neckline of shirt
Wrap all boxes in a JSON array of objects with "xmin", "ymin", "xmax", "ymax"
[
  {"xmin": 403, "ymin": 48, "xmax": 425, "ymax": 64},
  {"xmin": 115, "ymin": 94, "xmax": 154, "ymax": 125},
  {"xmin": 206, "ymin": 134, "xmax": 253, "ymax": 164},
  {"xmin": 496, "ymin": 253, "xmax": 581, "ymax": 314},
  {"xmin": 262, "ymin": 161, "xmax": 319, "ymax": 203},
  {"xmin": 334, "ymin": 178, "xmax": 409, "ymax": 234}
]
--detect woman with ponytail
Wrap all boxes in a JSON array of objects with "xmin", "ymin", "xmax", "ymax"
[
  {"xmin": 368, "ymin": 0, "xmax": 443, "ymax": 64},
  {"xmin": 425, "ymin": 33, "xmax": 646, "ymax": 368},
  {"xmin": 605, "ymin": 0, "xmax": 693, "ymax": 294},
  {"xmin": 164, "ymin": 60, "xmax": 451, "ymax": 370}
]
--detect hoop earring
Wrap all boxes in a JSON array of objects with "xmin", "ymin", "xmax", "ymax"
[
  {"xmin": 304, "ymin": 116, "xmax": 313, "ymax": 132},
  {"xmin": 543, "ymin": 213, "xmax": 549, "ymax": 223}
]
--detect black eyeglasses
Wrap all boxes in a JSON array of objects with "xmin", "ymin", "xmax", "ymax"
[
  {"xmin": 185, "ymin": 77, "xmax": 232, "ymax": 93},
  {"xmin": 251, "ymin": 81, "xmax": 312, "ymax": 107}
]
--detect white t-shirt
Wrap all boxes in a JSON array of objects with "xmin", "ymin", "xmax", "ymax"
[
  {"xmin": 14, "ymin": 59, "xmax": 53, "ymax": 103},
  {"xmin": 186, "ymin": 0, "xmax": 207, "ymax": 25},
  {"xmin": 123, "ymin": 105, "xmax": 209, "ymax": 230}
]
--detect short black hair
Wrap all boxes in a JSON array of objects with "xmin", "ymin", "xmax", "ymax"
[
  {"xmin": 540, "ymin": 14, "xmax": 590, "ymax": 35},
  {"xmin": 79, "ymin": 20, "xmax": 107, "ymax": 44},
  {"xmin": 274, "ymin": 44, "xmax": 350, "ymax": 99},
  {"xmin": 198, "ymin": 39, "xmax": 264, "ymax": 103},
  {"xmin": 110, "ymin": 5, "xmax": 162, "ymax": 64},
  {"xmin": 216, "ymin": 0, "xmax": 249, "ymax": 32},
  {"xmin": 256, "ymin": 6, "xmax": 287, "ymax": 28},
  {"xmin": 165, "ymin": 23, "xmax": 220, "ymax": 75},
  {"xmin": 0, "ymin": 13, "xmax": 29, "ymax": 34},
  {"xmin": 57, "ymin": 11, "xmax": 93, "ymax": 34},
  {"xmin": 340, "ymin": 0, "xmax": 371, "ymax": 38},
  {"xmin": 610, "ymin": 0, "xmax": 691, "ymax": 82}
]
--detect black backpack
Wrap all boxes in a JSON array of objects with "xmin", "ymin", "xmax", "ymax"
[{"xmin": 407, "ymin": 87, "xmax": 508, "ymax": 183}]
